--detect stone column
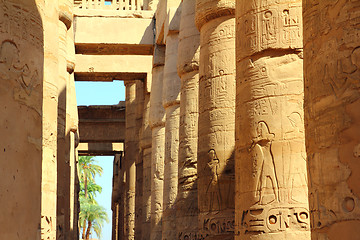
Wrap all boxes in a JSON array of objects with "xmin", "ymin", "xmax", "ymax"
[
  {"xmin": 303, "ymin": 1, "xmax": 360, "ymax": 239},
  {"xmin": 162, "ymin": 27, "xmax": 181, "ymax": 240},
  {"xmin": 141, "ymin": 89, "xmax": 152, "ymax": 240},
  {"xmin": 0, "ymin": 0, "xmax": 58, "ymax": 238},
  {"xmin": 235, "ymin": 1, "xmax": 310, "ymax": 239},
  {"xmin": 195, "ymin": 1, "xmax": 236, "ymax": 238},
  {"xmin": 149, "ymin": 45, "xmax": 166, "ymax": 240},
  {"xmin": 112, "ymin": 154, "xmax": 122, "ymax": 240},
  {"xmin": 125, "ymin": 80, "xmax": 138, "ymax": 240},
  {"xmin": 176, "ymin": 0, "xmax": 200, "ymax": 239},
  {"xmin": 135, "ymin": 80, "xmax": 144, "ymax": 240}
]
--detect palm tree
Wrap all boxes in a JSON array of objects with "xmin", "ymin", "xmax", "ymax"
[
  {"xmin": 79, "ymin": 197, "xmax": 109, "ymax": 240},
  {"xmin": 78, "ymin": 156, "xmax": 103, "ymax": 239},
  {"xmin": 78, "ymin": 156, "xmax": 103, "ymax": 198},
  {"xmin": 79, "ymin": 180, "xmax": 102, "ymax": 204}
]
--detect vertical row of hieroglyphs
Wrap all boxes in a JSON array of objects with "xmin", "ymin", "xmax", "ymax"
[
  {"xmin": 303, "ymin": 0, "xmax": 360, "ymax": 239},
  {"xmin": 162, "ymin": 2, "xmax": 181, "ymax": 240},
  {"xmin": 141, "ymin": 79, "xmax": 152, "ymax": 240},
  {"xmin": 176, "ymin": 0, "xmax": 200, "ymax": 239},
  {"xmin": 125, "ymin": 80, "xmax": 138, "ymax": 240},
  {"xmin": 57, "ymin": 0, "xmax": 73, "ymax": 239},
  {"xmin": 149, "ymin": 45, "xmax": 166, "ymax": 240},
  {"xmin": 195, "ymin": 0, "xmax": 236, "ymax": 239},
  {"xmin": 235, "ymin": 0, "xmax": 310, "ymax": 239},
  {"xmin": 135, "ymin": 80, "xmax": 144, "ymax": 240}
]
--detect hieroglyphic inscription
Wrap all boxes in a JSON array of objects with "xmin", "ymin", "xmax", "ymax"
[
  {"xmin": 41, "ymin": 215, "xmax": 55, "ymax": 240},
  {"xmin": 0, "ymin": 0, "xmax": 42, "ymax": 50},
  {"xmin": 241, "ymin": 207, "xmax": 309, "ymax": 234},
  {"xmin": 201, "ymin": 217, "xmax": 235, "ymax": 236}
]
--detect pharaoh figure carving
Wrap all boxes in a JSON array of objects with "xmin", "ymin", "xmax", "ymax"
[
  {"xmin": 250, "ymin": 121, "xmax": 278, "ymax": 206},
  {"xmin": 206, "ymin": 149, "xmax": 221, "ymax": 212}
]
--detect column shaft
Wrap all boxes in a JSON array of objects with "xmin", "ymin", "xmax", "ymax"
[
  {"xmin": 149, "ymin": 47, "xmax": 166, "ymax": 240},
  {"xmin": 235, "ymin": 1, "xmax": 310, "ymax": 239},
  {"xmin": 162, "ymin": 33, "xmax": 181, "ymax": 240},
  {"xmin": 304, "ymin": 1, "xmax": 360, "ymax": 238},
  {"xmin": 195, "ymin": 1, "xmax": 236, "ymax": 238},
  {"xmin": 177, "ymin": 0, "xmax": 200, "ymax": 238},
  {"xmin": 125, "ymin": 81, "xmax": 137, "ymax": 240}
]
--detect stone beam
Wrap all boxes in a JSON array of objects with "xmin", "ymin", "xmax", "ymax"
[
  {"xmin": 78, "ymin": 142, "xmax": 124, "ymax": 156},
  {"xmin": 75, "ymin": 55, "xmax": 152, "ymax": 81},
  {"xmin": 74, "ymin": 10, "xmax": 154, "ymax": 55},
  {"xmin": 78, "ymin": 105, "xmax": 126, "ymax": 143}
]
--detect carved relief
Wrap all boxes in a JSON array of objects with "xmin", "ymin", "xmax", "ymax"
[
  {"xmin": 250, "ymin": 121, "xmax": 279, "ymax": 205},
  {"xmin": 0, "ymin": 0, "xmax": 42, "ymax": 49},
  {"xmin": 206, "ymin": 149, "xmax": 222, "ymax": 212},
  {"xmin": 0, "ymin": 40, "xmax": 39, "ymax": 96},
  {"xmin": 41, "ymin": 215, "xmax": 55, "ymax": 240}
]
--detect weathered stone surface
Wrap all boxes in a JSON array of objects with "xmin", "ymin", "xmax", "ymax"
[
  {"xmin": 149, "ymin": 52, "xmax": 166, "ymax": 240},
  {"xmin": 162, "ymin": 31, "xmax": 181, "ymax": 240},
  {"xmin": 125, "ymin": 80, "xmax": 138, "ymax": 240},
  {"xmin": 177, "ymin": 0, "xmax": 200, "ymax": 239},
  {"xmin": 195, "ymin": 1, "xmax": 236, "ymax": 239},
  {"xmin": 235, "ymin": 1, "xmax": 310, "ymax": 239},
  {"xmin": 303, "ymin": 1, "xmax": 360, "ymax": 239}
]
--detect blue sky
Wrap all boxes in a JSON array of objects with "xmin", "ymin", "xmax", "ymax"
[{"xmin": 75, "ymin": 80, "xmax": 125, "ymax": 240}]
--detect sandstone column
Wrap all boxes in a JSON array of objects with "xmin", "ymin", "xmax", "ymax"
[
  {"xmin": 176, "ymin": 0, "xmax": 200, "ymax": 239},
  {"xmin": 141, "ymin": 88, "xmax": 152, "ymax": 240},
  {"xmin": 125, "ymin": 80, "xmax": 138, "ymax": 240},
  {"xmin": 195, "ymin": 1, "xmax": 236, "ymax": 238},
  {"xmin": 0, "ymin": 0, "xmax": 59, "ymax": 238},
  {"xmin": 303, "ymin": 1, "xmax": 360, "ymax": 239},
  {"xmin": 149, "ymin": 45, "xmax": 166, "ymax": 240},
  {"xmin": 235, "ymin": 1, "xmax": 310, "ymax": 239},
  {"xmin": 135, "ymin": 80, "xmax": 144, "ymax": 240},
  {"xmin": 162, "ymin": 23, "xmax": 181, "ymax": 240}
]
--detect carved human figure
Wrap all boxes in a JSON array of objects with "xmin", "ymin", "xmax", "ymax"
[
  {"xmin": 206, "ymin": 149, "xmax": 221, "ymax": 212},
  {"xmin": 250, "ymin": 121, "xmax": 279, "ymax": 205}
]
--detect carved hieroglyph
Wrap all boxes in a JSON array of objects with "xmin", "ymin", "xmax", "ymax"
[
  {"xmin": 195, "ymin": 1, "xmax": 236, "ymax": 239},
  {"xmin": 235, "ymin": 0, "xmax": 310, "ymax": 239},
  {"xmin": 162, "ymin": 33, "xmax": 181, "ymax": 240},
  {"xmin": 303, "ymin": 1, "xmax": 360, "ymax": 239},
  {"xmin": 177, "ymin": 0, "xmax": 200, "ymax": 239},
  {"xmin": 149, "ymin": 46, "xmax": 166, "ymax": 240}
]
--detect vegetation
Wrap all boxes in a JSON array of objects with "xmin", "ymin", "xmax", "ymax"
[{"xmin": 78, "ymin": 156, "xmax": 109, "ymax": 240}]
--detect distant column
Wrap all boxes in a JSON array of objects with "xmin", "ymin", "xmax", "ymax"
[
  {"xmin": 162, "ymin": 19, "xmax": 181, "ymax": 240},
  {"xmin": 303, "ymin": 1, "xmax": 360, "ymax": 239},
  {"xmin": 195, "ymin": 0, "xmax": 236, "ymax": 238},
  {"xmin": 149, "ymin": 45, "xmax": 166, "ymax": 240},
  {"xmin": 176, "ymin": 0, "xmax": 200, "ymax": 239},
  {"xmin": 141, "ymin": 86, "xmax": 152, "ymax": 240},
  {"xmin": 125, "ymin": 80, "xmax": 137, "ymax": 240},
  {"xmin": 135, "ymin": 80, "xmax": 144, "ymax": 240}
]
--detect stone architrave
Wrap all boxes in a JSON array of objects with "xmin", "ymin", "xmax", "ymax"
[
  {"xmin": 195, "ymin": 0, "xmax": 236, "ymax": 239},
  {"xmin": 141, "ymin": 91, "xmax": 152, "ymax": 240},
  {"xmin": 303, "ymin": 1, "xmax": 360, "ymax": 239},
  {"xmin": 176, "ymin": 0, "xmax": 200, "ymax": 239},
  {"xmin": 149, "ymin": 45, "xmax": 166, "ymax": 240},
  {"xmin": 235, "ymin": 0, "xmax": 310, "ymax": 239},
  {"xmin": 125, "ymin": 80, "xmax": 138, "ymax": 240}
]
